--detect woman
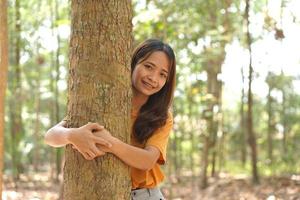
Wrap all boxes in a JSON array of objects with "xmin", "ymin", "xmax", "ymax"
[{"xmin": 45, "ymin": 39, "xmax": 176, "ymax": 200}]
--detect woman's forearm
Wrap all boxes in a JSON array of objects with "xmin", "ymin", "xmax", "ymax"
[
  {"xmin": 44, "ymin": 121, "xmax": 72, "ymax": 147},
  {"xmin": 109, "ymin": 137, "xmax": 159, "ymax": 171}
]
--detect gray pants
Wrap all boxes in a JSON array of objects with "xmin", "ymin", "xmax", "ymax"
[{"xmin": 131, "ymin": 187, "xmax": 165, "ymax": 200}]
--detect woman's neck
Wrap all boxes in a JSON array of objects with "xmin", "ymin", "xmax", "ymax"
[{"xmin": 132, "ymin": 90, "xmax": 149, "ymax": 111}]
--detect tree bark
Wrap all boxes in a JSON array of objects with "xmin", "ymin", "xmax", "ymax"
[
  {"xmin": 63, "ymin": 1, "xmax": 133, "ymax": 199},
  {"xmin": 0, "ymin": 0, "xmax": 9, "ymax": 198}
]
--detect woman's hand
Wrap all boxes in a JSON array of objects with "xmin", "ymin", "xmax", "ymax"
[
  {"xmin": 67, "ymin": 122, "xmax": 112, "ymax": 160},
  {"xmin": 93, "ymin": 129, "xmax": 114, "ymax": 153}
]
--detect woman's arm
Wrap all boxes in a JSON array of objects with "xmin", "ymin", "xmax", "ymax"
[
  {"xmin": 44, "ymin": 120, "xmax": 72, "ymax": 147},
  {"xmin": 94, "ymin": 129, "xmax": 160, "ymax": 171},
  {"xmin": 44, "ymin": 121, "xmax": 112, "ymax": 160}
]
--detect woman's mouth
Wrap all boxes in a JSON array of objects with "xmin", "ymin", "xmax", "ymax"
[{"xmin": 142, "ymin": 80, "xmax": 154, "ymax": 90}]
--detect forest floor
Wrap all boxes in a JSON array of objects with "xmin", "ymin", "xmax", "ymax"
[
  {"xmin": 163, "ymin": 173, "xmax": 300, "ymax": 200},
  {"xmin": 2, "ymin": 172, "xmax": 300, "ymax": 200}
]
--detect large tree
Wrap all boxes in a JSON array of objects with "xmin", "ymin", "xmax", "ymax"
[
  {"xmin": 63, "ymin": 1, "xmax": 133, "ymax": 199},
  {"xmin": 0, "ymin": 0, "xmax": 9, "ymax": 198}
]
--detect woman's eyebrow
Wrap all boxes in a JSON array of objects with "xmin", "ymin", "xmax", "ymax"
[
  {"xmin": 162, "ymin": 69, "xmax": 169, "ymax": 74},
  {"xmin": 145, "ymin": 61, "xmax": 169, "ymax": 74},
  {"xmin": 145, "ymin": 61, "xmax": 156, "ymax": 67}
]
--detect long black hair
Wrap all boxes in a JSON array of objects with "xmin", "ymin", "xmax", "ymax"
[{"xmin": 131, "ymin": 39, "xmax": 176, "ymax": 144}]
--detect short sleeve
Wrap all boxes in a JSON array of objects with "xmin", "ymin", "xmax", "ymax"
[{"xmin": 145, "ymin": 112, "xmax": 173, "ymax": 165}]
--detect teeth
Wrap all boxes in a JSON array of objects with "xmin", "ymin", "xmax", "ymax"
[{"xmin": 143, "ymin": 81, "xmax": 153, "ymax": 89}]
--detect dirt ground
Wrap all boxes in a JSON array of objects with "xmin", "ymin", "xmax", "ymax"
[
  {"xmin": 2, "ymin": 173, "xmax": 300, "ymax": 200},
  {"xmin": 163, "ymin": 174, "xmax": 300, "ymax": 200}
]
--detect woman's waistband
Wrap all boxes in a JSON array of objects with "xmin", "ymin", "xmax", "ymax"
[{"xmin": 131, "ymin": 187, "xmax": 160, "ymax": 195}]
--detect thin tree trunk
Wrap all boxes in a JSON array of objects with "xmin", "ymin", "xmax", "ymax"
[
  {"xmin": 0, "ymin": 0, "xmax": 9, "ymax": 197},
  {"xmin": 216, "ymin": 78, "xmax": 223, "ymax": 173},
  {"xmin": 200, "ymin": 131, "xmax": 210, "ymax": 189},
  {"xmin": 200, "ymin": 65, "xmax": 216, "ymax": 188},
  {"xmin": 9, "ymin": 0, "xmax": 23, "ymax": 180},
  {"xmin": 245, "ymin": 0, "xmax": 259, "ymax": 184},
  {"xmin": 240, "ymin": 68, "xmax": 247, "ymax": 165},
  {"xmin": 63, "ymin": 1, "xmax": 132, "ymax": 199},
  {"xmin": 210, "ymin": 122, "xmax": 217, "ymax": 177},
  {"xmin": 206, "ymin": 54, "xmax": 225, "ymax": 178}
]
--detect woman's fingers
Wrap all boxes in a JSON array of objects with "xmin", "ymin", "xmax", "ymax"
[
  {"xmin": 85, "ymin": 122, "xmax": 104, "ymax": 132},
  {"xmin": 75, "ymin": 146, "xmax": 105, "ymax": 160},
  {"xmin": 85, "ymin": 150, "xmax": 96, "ymax": 160},
  {"xmin": 97, "ymin": 151, "xmax": 105, "ymax": 156},
  {"xmin": 76, "ymin": 149, "xmax": 91, "ymax": 160},
  {"xmin": 90, "ymin": 144, "xmax": 103, "ymax": 156},
  {"xmin": 84, "ymin": 153, "xmax": 93, "ymax": 160}
]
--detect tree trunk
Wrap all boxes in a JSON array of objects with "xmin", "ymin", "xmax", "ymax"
[
  {"xmin": 240, "ymin": 68, "xmax": 247, "ymax": 165},
  {"xmin": 216, "ymin": 77, "xmax": 223, "ymax": 174},
  {"xmin": 204, "ymin": 50, "xmax": 225, "ymax": 180},
  {"xmin": 200, "ymin": 132, "xmax": 210, "ymax": 189},
  {"xmin": 63, "ymin": 1, "xmax": 132, "ymax": 199},
  {"xmin": 245, "ymin": 0, "xmax": 259, "ymax": 184},
  {"xmin": 0, "ymin": 0, "xmax": 9, "ymax": 197},
  {"xmin": 9, "ymin": 0, "xmax": 24, "ymax": 180}
]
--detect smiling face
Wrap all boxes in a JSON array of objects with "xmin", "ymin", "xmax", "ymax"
[{"xmin": 132, "ymin": 51, "xmax": 170, "ymax": 98}]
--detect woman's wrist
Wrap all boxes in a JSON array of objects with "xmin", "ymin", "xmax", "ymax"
[
  {"xmin": 65, "ymin": 128, "xmax": 77, "ymax": 145},
  {"xmin": 107, "ymin": 136, "xmax": 120, "ymax": 154}
]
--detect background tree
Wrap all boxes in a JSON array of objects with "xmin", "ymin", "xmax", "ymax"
[
  {"xmin": 0, "ymin": 0, "xmax": 9, "ymax": 198},
  {"xmin": 8, "ymin": 0, "xmax": 24, "ymax": 180},
  {"xmin": 245, "ymin": 0, "xmax": 259, "ymax": 184}
]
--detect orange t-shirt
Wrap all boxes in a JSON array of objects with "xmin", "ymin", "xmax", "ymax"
[{"xmin": 130, "ymin": 109, "xmax": 173, "ymax": 189}]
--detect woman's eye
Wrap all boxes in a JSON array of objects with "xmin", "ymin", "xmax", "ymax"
[
  {"xmin": 144, "ymin": 64, "xmax": 152, "ymax": 69},
  {"xmin": 161, "ymin": 73, "xmax": 167, "ymax": 79}
]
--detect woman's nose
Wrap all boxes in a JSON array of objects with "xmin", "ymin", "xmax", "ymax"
[{"xmin": 148, "ymin": 74, "xmax": 158, "ymax": 84}]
